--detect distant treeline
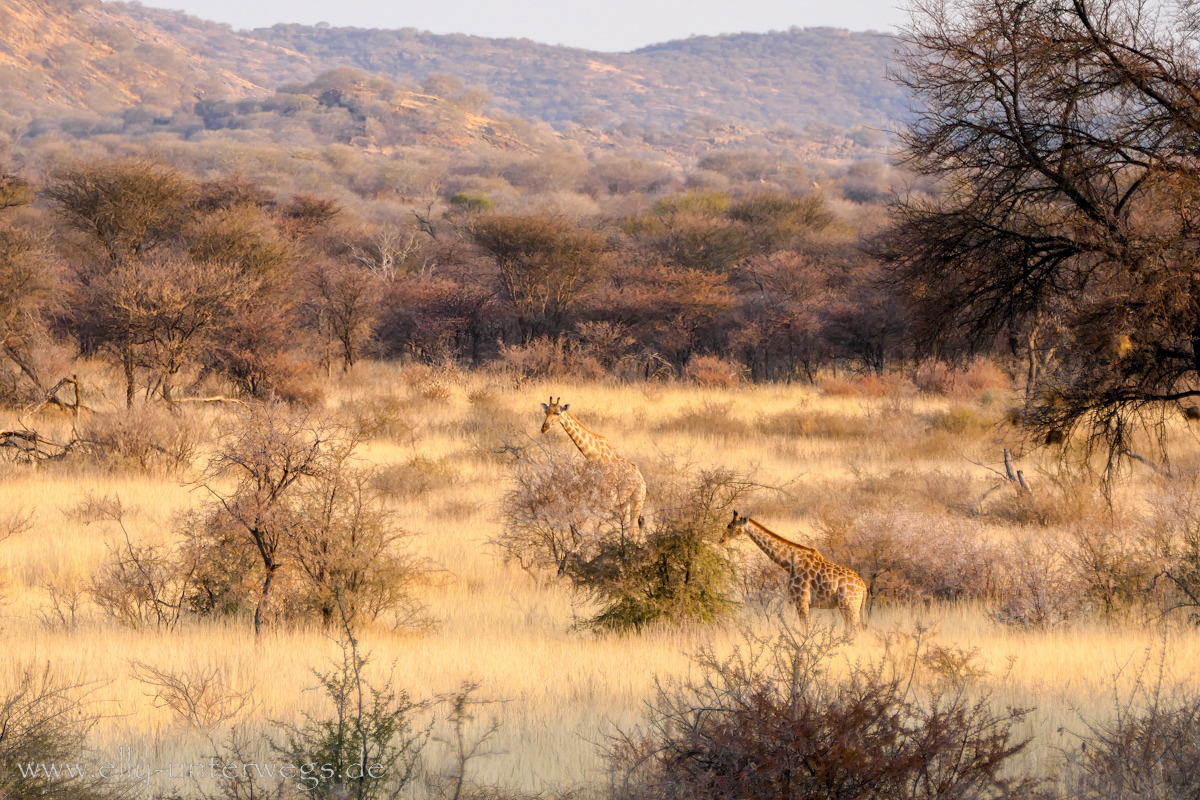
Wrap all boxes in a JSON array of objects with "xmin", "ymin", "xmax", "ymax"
[{"xmin": 0, "ymin": 158, "xmax": 904, "ymax": 409}]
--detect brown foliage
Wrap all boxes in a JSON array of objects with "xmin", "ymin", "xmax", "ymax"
[
  {"xmin": 44, "ymin": 157, "xmax": 194, "ymax": 266},
  {"xmin": 681, "ymin": 354, "xmax": 745, "ymax": 387},
  {"xmin": 470, "ymin": 213, "xmax": 608, "ymax": 340},
  {"xmin": 0, "ymin": 228, "xmax": 60, "ymax": 395},
  {"xmin": 376, "ymin": 275, "xmax": 502, "ymax": 364},
  {"xmin": 81, "ymin": 255, "xmax": 257, "ymax": 402},
  {"xmin": 610, "ymin": 624, "xmax": 1040, "ymax": 800},
  {"xmin": 305, "ymin": 258, "xmax": 381, "ymax": 371},
  {"xmin": 593, "ymin": 261, "xmax": 734, "ymax": 366}
]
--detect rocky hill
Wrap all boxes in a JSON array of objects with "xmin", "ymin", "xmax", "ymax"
[
  {"xmin": 236, "ymin": 23, "xmax": 904, "ymax": 132},
  {"xmin": 0, "ymin": 0, "xmax": 905, "ymax": 137},
  {"xmin": 0, "ymin": 0, "xmax": 905, "ymax": 213},
  {"xmin": 0, "ymin": 0, "xmax": 281, "ymax": 115}
]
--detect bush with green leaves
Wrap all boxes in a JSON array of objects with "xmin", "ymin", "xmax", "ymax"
[
  {"xmin": 500, "ymin": 450, "xmax": 760, "ymax": 631},
  {"xmin": 0, "ymin": 664, "xmax": 123, "ymax": 800},
  {"xmin": 271, "ymin": 631, "xmax": 428, "ymax": 800}
]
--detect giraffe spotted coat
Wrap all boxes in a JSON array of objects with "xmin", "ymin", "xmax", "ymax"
[
  {"xmin": 541, "ymin": 397, "xmax": 646, "ymax": 532},
  {"xmin": 723, "ymin": 511, "xmax": 865, "ymax": 634}
]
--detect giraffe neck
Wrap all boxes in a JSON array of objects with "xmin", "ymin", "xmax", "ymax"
[
  {"xmin": 558, "ymin": 411, "xmax": 615, "ymax": 461},
  {"xmin": 744, "ymin": 518, "xmax": 813, "ymax": 572}
]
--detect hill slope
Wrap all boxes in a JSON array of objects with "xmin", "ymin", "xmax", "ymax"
[
  {"xmin": 0, "ymin": 0, "xmax": 905, "ymax": 136},
  {"xmin": 232, "ymin": 24, "xmax": 905, "ymax": 132},
  {"xmin": 0, "ymin": 0, "xmax": 283, "ymax": 114}
]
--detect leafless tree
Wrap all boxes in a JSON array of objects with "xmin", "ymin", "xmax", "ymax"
[
  {"xmin": 197, "ymin": 404, "xmax": 355, "ymax": 636},
  {"xmin": 307, "ymin": 257, "xmax": 381, "ymax": 372},
  {"xmin": 885, "ymin": 0, "xmax": 1200, "ymax": 475}
]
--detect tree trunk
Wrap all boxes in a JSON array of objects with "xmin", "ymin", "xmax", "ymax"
[
  {"xmin": 254, "ymin": 564, "xmax": 278, "ymax": 637},
  {"xmin": 123, "ymin": 344, "xmax": 135, "ymax": 408}
]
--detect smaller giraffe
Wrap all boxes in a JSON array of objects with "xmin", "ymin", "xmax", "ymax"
[
  {"xmin": 541, "ymin": 397, "xmax": 646, "ymax": 531},
  {"xmin": 722, "ymin": 511, "xmax": 865, "ymax": 634}
]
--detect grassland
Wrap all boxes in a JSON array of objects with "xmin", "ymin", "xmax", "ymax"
[{"xmin": 3, "ymin": 363, "xmax": 1199, "ymax": 795}]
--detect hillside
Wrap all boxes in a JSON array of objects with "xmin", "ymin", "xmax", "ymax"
[
  {"xmin": 0, "ymin": 0, "xmax": 280, "ymax": 115},
  {"xmin": 0, "ymin": 0, "xmax": 905, "ymax": 137},
  {"xmin": 228, "ymin": 24, "xmax": 905, "ymax": 133},
  {"xmin": 0, "ymin": 0, "xmax": 904, "ymax": 222}
]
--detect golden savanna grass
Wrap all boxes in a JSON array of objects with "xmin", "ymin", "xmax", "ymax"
[{"xmin": 4, "ymin": 362, "xmax": 1200, "ymax": 793}]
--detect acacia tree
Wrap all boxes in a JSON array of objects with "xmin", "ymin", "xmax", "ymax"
[
  {"xmin": 199, "ymin": 405, "xmax": 355, "ymax": 636},
  {"xmin": 0, "ymin": 228, "xmax": 58, "ymax": 397},
  {"xmin": 886, "ymin": 0, "xmax": 1200, "ymax": 473},
  {"xmin": 44, "ymin": 157, "xmax": 194, "ymax": 267},
  {"xmin": 306, "ymin": 257, "xmax": 380, "ymax": 372},
  {"xmin": 83, "ymin": 256, "xmax": 254, "ymax": 403},
  {"xmin": 46, "ymin": 159, "xmax": 197, "ymax": 404},
  {"xmin": 470, "ymin": 213, "xmax": 608, "ymax": 342}
]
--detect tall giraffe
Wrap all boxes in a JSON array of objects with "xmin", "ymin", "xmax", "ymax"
[
  {"xmin": 541, "ymin": 397, "xmax": 646, "ymax": 531},
  {"xmin": 722, "ymin": 511, "xmax": 865, "ymax": 634}
]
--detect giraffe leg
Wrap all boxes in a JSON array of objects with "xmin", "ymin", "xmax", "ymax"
[
  {"xmin": 840, "ymin": 588, "xmax": 864, "ymax": 636},
  {"xmin": 789, "ymin": 581, "xmax": 811, "ymax": 626},
  {"xmin": 839, "ymin": 602, "xmax": 859, "ymax": 637},
  {"xmin": 626, "ymin": 476, "xmax": 646, "ymax": 533}
]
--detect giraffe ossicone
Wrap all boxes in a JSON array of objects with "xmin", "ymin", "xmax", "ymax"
[
  {"xmin": 541, "ymin": 396, "xmax": 646, "ymax": 532},
  {"xmin": 723, "ymin": 510, "xmax": 865, "ymax": 634}
]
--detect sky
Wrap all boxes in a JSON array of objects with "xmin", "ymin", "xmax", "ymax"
[{"xmin": 146, "ymin": 0, "xmax": 908, "ymax": 53}]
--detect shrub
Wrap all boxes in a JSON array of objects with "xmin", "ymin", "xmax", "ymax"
[
  {"xmin": 1065, "ymin": 641, "xmax": 1200, "ymax": 800},
  {"xmin": 816, "ymin": 506, "xmax": 1004, "ymax": 605},
  {"xmin": 492, "ymin": 336, "xmax": 606, "ymax": 381},
  {"xmin": 992, "ymin": 533, "xmax": 1086, "ymax": 627},
  {"xmin": 88, "ymin": 498, "xmax": 193, "ymax": 629},
  {"xmin": 289, "ymin": 468, "xmax": 426, "ymax": 628},
  {"xmin": 0, "ymin": 664, "xmax": 118, "ymax": 800},
  {"xmin": 499, "ymin": 452, "xmax": 758, "ymax": 630},
  {"xmin": 567, "ymin": 467, "xmax": 760, "ymax": 632},
  {"xmin": 609, "ymin": 623, "xmax": 1040, "ymax": 800},
  {"xmin": 449, "ymin": 191, "xmax": 493, "ymax": 212},
  {"xmin": 496, "ymin": 449, "xmax": 632, "ymax": 577},
  {"xmin": 819, "ymin": 373, "xmax": 913, "ymax": 398},
  {"xmin": 343, "ymin": 394, "xmax": 421, "ymax": 445},
  {"xmin": 914, "ymin": 358, "xmax": 1011, "ymax": 399},
  {"xmin": 681, "ymin": 354, "xmax": 744, "ymax": 387},
  {"xmin": 371, "ymin": 456, "xmax": 458, "ymax": 500},
  {"xmin": 185, "ymin": 403, "xmax": 425, "ymax": 633},
  {"xmin": 1062, "ymin": 519, "xmax": 1158, "ymax": 617},
  {"xmin": 271, "ymin": 630, "xmax": 428, "ymax": 800},
  {"xmin": 75, "ymin": 405, "xmax": 203, "ymax": 474}
]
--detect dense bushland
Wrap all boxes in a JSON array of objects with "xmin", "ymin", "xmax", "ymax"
[{"xmin": 0, "ymin": 156, "xmax": 918, "ymax": 441}]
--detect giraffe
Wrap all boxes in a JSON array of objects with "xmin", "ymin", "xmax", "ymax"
[
  {"xmin": 540, "ymin": 397, "xmax": 647, "ymax": 532},
  {"xmin": 722, "ymin": 511, "xmax": 865, "ymax": 634}
]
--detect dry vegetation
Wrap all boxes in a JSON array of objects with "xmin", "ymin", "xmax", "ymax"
[{"xmin": 4, "ymin": 363, "xmax": 1200, "ymax": 797}]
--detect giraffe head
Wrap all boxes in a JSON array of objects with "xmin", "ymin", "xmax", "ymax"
[
  {"xmin": 540, "ymin": 396, "xmax": 570, "ymax": 434},
  {"xmin": 721, "ymin": 510, "xmax": 751, "ymax": 544}
]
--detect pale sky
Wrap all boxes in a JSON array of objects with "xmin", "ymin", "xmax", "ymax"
[{"xmin": 145, "ymin": 0, "xmax": 907, "ymax": 52}]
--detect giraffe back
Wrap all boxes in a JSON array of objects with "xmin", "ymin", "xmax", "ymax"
[{"xmin": 725, "ymin": 512, "xmax": 865, "ymax": 632}]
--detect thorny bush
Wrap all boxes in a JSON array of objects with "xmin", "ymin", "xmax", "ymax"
[
  {"xmin": 609, "ymin": 622, "xmax": 1042, "ymax": 800},
  {"xmin": 499, "ymin": 446, "xmax": 764, "ymax": 630}
]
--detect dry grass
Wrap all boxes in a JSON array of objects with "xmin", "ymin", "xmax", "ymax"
[{"xmin": 1, "ymin": 363, "xmax": 1198, "ymax": 794}]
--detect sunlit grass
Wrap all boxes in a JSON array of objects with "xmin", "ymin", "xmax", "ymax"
[{"xmin": 1, "ymin": 363, "xmax": 1196, "ymax": 793}]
